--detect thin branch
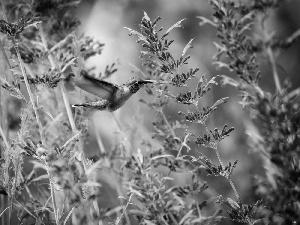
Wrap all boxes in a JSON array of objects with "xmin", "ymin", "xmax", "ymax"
[
  {"xmin": 0, "ymin": 40, "xmax": 11, "ymax": 74},
  {"xmin": 10, "ymin": 155, "xmax": 21, "ymax": 222},
  {"xmin": 111, "ymin": 112, "xmax": 123, "ymax": 134},
  {"xmin": 228, "ymin": 178, "xmax": 240, "ymax": 202},
  {"xmin": 266, "ymin": 47, "xmax": 281, "ymax": 92},
  {"xmin": 111, "ymin": 168, "xmax": 131, "ymax": 225},
  {"xmin": 168, "ymin": 212, "xmax": 179, "ymax": 225},
  {"xmin": 61, "ymin": 84, "xmax": 88, "ymax": 169},
  {"xmin": 93, "ymin": 116, "xmax": 106, "ymax": 154},
  {"xmin": 176, "ymin": 132, "xmax": 190, "ymax": 157},
  {"xmin": 214, "ymin": 149, "xmax": 225, "ymax": 170},
  {"xmin": 14, "ymin": 200, "xmax": 46, "ymax": 225},
  {"xmin": 285, "ymin": 28, "xmax": 300, "ymax": 46},
  {"xmin": 159, "ymin": 109, "xmax": 176, "ymax": 137},
  {"xmin": 39, "ymin": 26, "xmax": 56, "ymax": 68},
  {"xmin": 63, "ymin": 204, "xmax": 77, "ymax": 225},
  {"xmin": 0, "ymin": 207, "xmax": 9, "ymax": 218},
  {"xmin": 48, "ymin": 177, "xmax": 59, "ymax": 224},
  {"xmin": 115, "ymin": 193, "xmax": 133, "ymax": 225},
  {"xmin": 61, "ymin": 84, "xmax": 77, "ymax": 133},
  {"xmin": 111, "ymin": 112, "xmax": 134, "ymax": 153},
  {"xmin": 92, "ymin": 200, "xmax": 103, "ymax": 224},
  {"xmin": 196, "ymin": 200, "xmax": 202, "ymax": 218}
]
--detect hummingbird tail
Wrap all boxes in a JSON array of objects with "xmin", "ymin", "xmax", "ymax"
[
  {"xmin": 72, "ymin": 103, "xmax": 89, "ymax": 109},
  {"xmin": 72, "ymin": 104, "xmax": 84, "ymax": 108},
  {"xmin": 72, "ymin": 99, "xmax": 110, "ymax": 110}
]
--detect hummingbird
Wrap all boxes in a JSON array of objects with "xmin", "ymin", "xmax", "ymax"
[{"xmin": 71, "ymin": 70, "xmax": 163, "ymax": 111}]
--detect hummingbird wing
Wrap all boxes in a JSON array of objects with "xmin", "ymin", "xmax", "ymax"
[{"xmin": 74, "ymin": 72, "xmax": 118, "ymax": 100}]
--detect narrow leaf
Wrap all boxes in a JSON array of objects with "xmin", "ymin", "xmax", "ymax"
[
  {"xmin": 197, "ymin": 16, "xmax": 217, "ymax": 27},
  {"xmin": 124, "ymin": 27, "xmax": 149, "ymax": 43},
  {"xmin": 143, "ymin": 11, "xmax": 151, "ymax": 21},
  {"xmin": 165, "ymin": 19, "xmax": 186, "ymax": 35},
  {"xmin": 211, "ymin": 97, "xmax": 229, "ymax": 109},
  {"xmin": 182, "ymin": 39, "xmax": 194, "ymax": 56}
]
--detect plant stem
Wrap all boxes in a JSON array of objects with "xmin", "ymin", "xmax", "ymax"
[
  {"xmin": 214, "ymin": 149, "xmax": 224, "ymax": 169},
  {"xmin": 0, "ymin": 123, "xmax": 9, "ymax": 225},
  {"xmin": 93, "ymin": 116, "xmax": 106, "ymax": 154},
  {"xmin": 0, "ymin": 41, "xmax": 11, "ymax": 73},
  {"xmin": 111, "ymin": 112, "xmax": 123, "ymax": 134},
  {"xmin": 14, "ymin": 46, "xmax": 46, "ymax": 145},
  {"xmin": 115, "ymin": 193, "xmax": 133, "ymax": 225},
  {"xmin": 168, "ymin": 212, "xmax": 179, "ymax": 225},
  {"xmin": 161, "ymin": 217, "xmax": 169, "ymax": 225},
  {"xmin": 92, "ymin": 201, "xmax": 102, "ymax": 224},
  {"xmin": 111, "ymin": 112, "xmax": 134, "ymax": 154},
  {"xmin": 63, "ymin": 204, "xmax": 77, "ymax": 225},
  {"xmin": 176, "ymin": 133, "xmax": 189, "ymax": 157},
  {"xmin": 9, "ymin": 156, "xmax": 20, "ymax": 224},
  {"xmin": 196, "ymin": 201, "xmax": 202, "ymax": 218},
  {"xmin": 47, "ymin": 173, "xmax": 59, "ymax": 224},
  {"xmin": 0, "ymin": 207, "xmax": 9, "ymax": 218},
  {"xmin": 160, "ymin": 109, "xmax": 176, "ymax": 137},
  {"xmin": 266, "ymin": 47, "xmax": 281, "ymax": 92},
  {"xmin": 228, "ymin": 178, "xmax": 240, "ymax": 201},
  {"xmin": 61, "ymin": 84, "xmax": 77, "ymax": 132},
  {"xmin": 39, "ymin": 26, "xmax": 56, "ymax": 68}
]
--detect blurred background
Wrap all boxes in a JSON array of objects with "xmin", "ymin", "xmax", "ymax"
[{"xmin": 2, "ymin": 0, "xmax": 300, "ymax": 224}]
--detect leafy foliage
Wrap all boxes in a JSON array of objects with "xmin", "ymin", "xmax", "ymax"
[
  {"xmin": 217, "ymin": 196, "xmax": 263, "ymax": 224},
  {"xmin": 1, "ymin": 0, "xmax": 296, "ymax": 224},
  {"xmin": 0, "ymin": 12, "xmax": 40, "ymax": 40},
  {"xmin": 124, "ymin": 11, "xmax": 242, "ymax": 225}
]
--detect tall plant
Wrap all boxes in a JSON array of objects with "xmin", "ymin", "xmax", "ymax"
[{"xmin": 199, "ymin": 0, "xmax": 300, "ymax": 224}]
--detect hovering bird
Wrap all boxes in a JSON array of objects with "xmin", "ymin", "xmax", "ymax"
[{"xmin": 71, "ymin": 70, "xmax": 163, "ymax": 111}]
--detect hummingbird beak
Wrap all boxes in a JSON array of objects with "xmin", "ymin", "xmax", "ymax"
[{"xmin": 142, "ymin": 80, "xmax": 169, "ymax": 85}]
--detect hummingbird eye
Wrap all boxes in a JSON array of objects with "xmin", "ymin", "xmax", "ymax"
[{"xmin": 129, "ymin": 81, "xmax": 143, "ymax": 93}]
